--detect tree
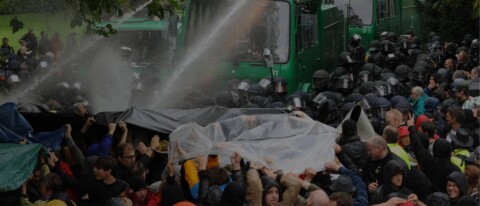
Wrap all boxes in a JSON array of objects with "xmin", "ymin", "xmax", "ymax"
[
  {"xmin": 414, "ymin": 0, "xmax": 479, "ymax": 43},
  {"xmin": 2, "ymin": 0, "xmax": 186, "ymax": 36}
]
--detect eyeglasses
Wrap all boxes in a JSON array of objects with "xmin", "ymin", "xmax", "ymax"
[{"xmin": 123, "ymin": 155, "xmax": 135, "ymax": 159}]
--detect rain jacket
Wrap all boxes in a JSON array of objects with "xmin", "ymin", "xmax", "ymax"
[
  {"xmin": 408, "ymin": 94, "xmax": 427, "ymax": 119},
  {"xmin": 371, "ymin": 160, "xmax": 413, "ymax": 204},
  {"xmin": 408, "ymin": 126, "xmax": 460, "ymax": 193},
  {"xmin": 338, "ymin": 134, "xmax": 368, "ymax": 172}
]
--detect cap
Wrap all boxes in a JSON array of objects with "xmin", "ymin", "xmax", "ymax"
[{"xmin": 398, "ymin": 126, "xmax": 410, "ymax": 137}]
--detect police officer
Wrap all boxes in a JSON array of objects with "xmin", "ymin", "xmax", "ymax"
[{"xmin": 348, "ymin": 34, "xmax": 366, "ymax": 65}]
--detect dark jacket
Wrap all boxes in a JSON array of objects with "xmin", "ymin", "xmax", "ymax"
[
  {"xmin": 363, "ymin": 148, "xmax": 408, "ymax": 187},
  {"xmin": 409, "ymin": 126, "xmax": 460, "ymax": 193},
  {"xmin": 371, "ymin": 160, "xmax": 412, "ymax": 204},
  {"xmin": 338, "ymin": 167, "xmax": 368, "ymax": 206},
  {"xmin": 339, "ymin": 134, "xmax": 368, "ymax": 173}
]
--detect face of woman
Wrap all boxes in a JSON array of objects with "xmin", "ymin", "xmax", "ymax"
[
  {"xmin": 265, "ymin": 186, "xmax": 279, "ymax": 206},
  {"xmin": 447, "ymin": 180, "xmax": 460, "ymax": 199}
]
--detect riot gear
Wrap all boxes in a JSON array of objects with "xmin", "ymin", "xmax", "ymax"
[
  {"xmin": 387, "ymin": 32, "xmax": 396, "ymax": 43},
  {"xmin": 394, "ymin": 101, "xmax": 413, "ymax": 116},
  {"xmin": 339, "ymin": 51, "xmax": 355, "ymax": 67},
  {"xmin": 359, "ymin": 81, "xmax": 377, "ymax": 95},
  {"xmin": 375, "ymin": 80, "xmax": 395, "ymax": 98},
  {"xmin": 258, "ymin": 77, "xmax": 272, "ymax": 91},
  {"xmin": 469, "ymin": 78, "xmax": 480, "ymax": 97},
  {"xmin": 273, "ymin": 77, "xmax": 288, "ymax": 94},
  {"xmin": 351, "ymin": 34, "xmax": 361, "ymax": 46},
  {"xmin": 395, "ymin": 65, "xmax": 410, "ymax": 82},
  {"xmin": 336, "ymin": 75, "xmax": 353, "ymax": 91},
  {"xmin": 369, "ymin": 40, "xmax": 380, "ymax": 53},
  {"xmin": 341, "ymin": 102, "xmax": 356, "ymax": 119},
  {"xmin": 247, "ymin": 84, "xmax": 265, "ymax": 96},
  {"xmin": 364, "ymin": 93, "xmax": 378, "ymax": 106},
  {"xmin": 312, "ymin": 69, "xmax": 330, "ymax": 91},
  {"xmin": 357, "ymin": 70, "xmax": 372, "ymax": 85},
  {"xmin": 412, "ymin": 66, "xmax": 427, "ymax": 82},
  {"xmin": 380, "ymin": 31, "xmax": 389, "ymax": 40},
  {"xmin": 385, "ymin": 53, "xmax": 400, "ymax": 70},
  {"xmin": 344, "ymin": 93, "xmax": 364, "ymax": 104},
  {"xmin": 425, "ymin": 96, "xmax": 440, "ymax": 115},
  {"xmin": 371, "ymin": 97, "xmax": 392, "ymax": 120},
  {"xmin": 380, "ymin": 40, "xmax": 394, "ymax": 54}
]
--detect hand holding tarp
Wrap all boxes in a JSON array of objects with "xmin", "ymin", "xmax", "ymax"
[
  {"xmin": 231, "ymin": 152, "xmax": 241, "ymax": 171},
  {"xmin": 324, "ymin": 161, "xmax": 341, "ymax": 173},
  {"xmin": 196, "ymin": 154, "xmax": 208, "ymax": 171}
]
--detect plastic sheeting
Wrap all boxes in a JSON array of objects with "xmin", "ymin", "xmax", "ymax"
[
  {"xmin": 337, "ymin": 104, "xmax": 376, "ymax": 140},
  {"xmin": 0, "ymin": 143, "xmax": 42, "ymax": 192},
  {"xmin": 169, "ymin": 114, "xmax": 337, "ymax": 174}
]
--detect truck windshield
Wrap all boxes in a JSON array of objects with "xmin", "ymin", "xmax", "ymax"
[
  {"xmin": 185, "ymin": 0, "xmax": 290, "ymax": 63},
  {"xmin": 347, "ymin": 0, "xmax": 373, "ymax": 25}
]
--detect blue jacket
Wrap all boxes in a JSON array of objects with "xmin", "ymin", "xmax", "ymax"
[
  {"xmin": 408, "ymin": 94, "xmax": 427, "ymax": 118},
  {"xmin": 338, "ymin": 166, "xmax": 368, "ymax": 206}
]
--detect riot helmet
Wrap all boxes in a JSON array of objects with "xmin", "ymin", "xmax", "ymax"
[
  {"xmin": 258, "ymin": 77, "xmax": 273, "ymax": 91},
  {"xmin": 250, "ymin": 96, "xmax": 268, "ymax": 108},
  {"xmin": 425, "ymin": 96, "xmax": 440, "ymax": 115},
  {"xmin": 394, "ymin": 101, "xmax": 413, "ymax": 115},
  {"xmin": 387, "ymin": 32, "xmax": 396, "ymax": 43},
  {"xmin": 398, "ymin": 39, "xmax": 410, "ymax": 51},
  {"xmin": 371, "ymin": 97, "xmax": 392, "ymax": 120},
  {"xmin": 380, "ymin": 40, "xmax": 394, "ymax": 53},
  {"xmin": 359, "ymin": 81, "xmax": 377, "ymax": 95},
  {"xmin": 412, "ymin": 66, "xmax": 427, "ymax": 82},
  {"xmin": 336, "ymin": 75, "xmax": 353, "ymax": 90},
  {"xmin": 385, "ymin": 53, "xmax": 400, "ymax": 70},
  {"xmin": 375, "ymin": 80, "xmax": 395, "ymax": 98},
  {"xmin": 380, "ymin": 31, "xmax": 389, "ymax": 40},
  {"xmin": 351, "ymin": 34, "xmax": 361, "ymax": 46},
  {"xmin": 312, "ymin": 69, "xmax": 330, "ymax": 90},
  {"xmin": 410, "ymin": 36, "xmax": 420, "ymax": 49},
  {"xmin": 247, "ymin": 84, "xmax": 265, "ymax": 96},
  {"xmin": 341, "ymin": 102, "xmax": 356, "ymax": 119},
  {"xmin": 236, "ymin": 80, "xmax": 250, "ymax": 92},
  {"xmin": 273, "ymin": 77, "xmax": 288, "ymax": 94},
  {"xmin": 312, "ymin": 93, "xmax": 328, "ymax": 110},
  {"xmin": 369, "ymin": 40, "xmax": 380, "ymax": 53},
  {"xmin": 364, "ymin": 93, "xmax": 378, "ymax": 105},
  {"xmin": 339, "ymin": 51, "xmax": 355, "ymax": 66},
  {"xmin": 390, "ymin": 95, "xmax": 408, "ymax": 107},
  {"xmin": 373, "ymin": 54, "xmax": 386, "ymax": 68},
  {"xmin": 469, "ymin": 78, "xmax": 480, "ymax": 97},
  {"xmin": 227, "ymin": 79, "xmax": 241, "ymax": 91},
  {"xmin": 470, "ymin": 39, "xmax": 479, "ymax": 56},
  {"xmin": 461, "ymin": 34, "xmax": 473, "ymax": 47},
  {"xmin": 395, "ymin": 65, "xmax": 410, "ymax": 82},
  {"xmin": 428, "ymin": 32, "xmax": 437, "ymax": 42},
  {"xmin": 362, "ymin": 63, "xmax": 376, "ymax": 74},
  {"xmin": 331, "ymin": 67, "xmax": 348, "ymax": 82},
  {"xmin": 344, "ymin": 93, "xmax": 364, "ymax": 104},
  {"xmin": 445, "ymin": 42, "xmax": 458, "ymax": 56},
  {"xmin": 358, "ymin": 70, "xmax": 372, "ymax": 84}
]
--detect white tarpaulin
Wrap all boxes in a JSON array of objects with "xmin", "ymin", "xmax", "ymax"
[
  {"xmin": 337, "ymin": 105, "xmax": 376, "ymax": 140},
  {"xmin": 168, "ymin": 114, "xmax": 337, "ymax": 173}
]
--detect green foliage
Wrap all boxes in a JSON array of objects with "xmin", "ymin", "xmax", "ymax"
[
  {"xmin": 414, "ymin": 0, "xmax": 479, "ymax": 43},
  {"xmin": 4, "ymin": 0, "xmax": 185, "ymax": 36}
]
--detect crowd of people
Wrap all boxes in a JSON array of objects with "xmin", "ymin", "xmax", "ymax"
[{"xmin": 1, "ymin": 29, "xmax": 480, "ymax": 206}]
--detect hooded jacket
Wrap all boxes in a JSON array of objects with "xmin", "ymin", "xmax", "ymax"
[
  {"xmin": 408, "ymin": 94, "xmax": 427, "ymax": 118},
  {"xmin": 371, "ymin": 160, "xmax": 412, "ymax": 204},
  {"xmin": 409, "ymin": 126, "xmax": 460, "ymax": 193},
  {"xmin": 447, "ymin": 171, "xmax": 469, "ymax": 204}
]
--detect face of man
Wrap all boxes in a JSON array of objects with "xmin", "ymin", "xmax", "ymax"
[
  {"xmin": 118, "ymin": 148, "xmax": 135, "ymax": 168},
  {"xmin": 2, "ymin": 38, "xmax": 7, "ymax": 46},
  {"xmin": 445, "ymin": 60, "xmax": 454, "ymax": 69},
  {"xmin": 446, "ymin": 112, "xmax": 456, "ymax": 125},
  {"xmin": 399, "ymin": 135, "xmax": 411, "ymax": 147},
  {"xmin": 134, "ymin": 188, "xmax": 148, "ymax": 201},
  {"xmin": 93, "ymin": 167, "xmax": 110, "ymax": 181},
  {"xmin": 391, "ymin": 172, "xmax": 403, "ymax": 188},
  {"xmin": 264, "ymin": 186, "xmax": 279, "ymax": 206},
  {"xmin": 367, "ymin": 142, "xmax": 383, "ymax": 161},
  {"xmin": 446, "ymin": 180, "xmax": 460, "ymax": 199}
]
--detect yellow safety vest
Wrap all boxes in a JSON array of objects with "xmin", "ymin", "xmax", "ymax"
[
  {"xmin": 388, "ymin": 143, "xmax": 411, "ymax": 170},
  {"xmin": 450, "ymin": 149, "xmax": 471, "ymax": 172}
]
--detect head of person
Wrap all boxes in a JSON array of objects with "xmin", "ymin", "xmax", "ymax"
[
  {"xmin": 38, "ymin": 173, "xmax": 63, "ymax": 198},
  {"xmin": 367, "ymin": 135, "xmax": 388, "ymax": 161},
  {"xmin": 464, "ymin": 165, "xmax": 479, "ymax": 195},
  {"xmin": 382, "ymin": 125, "xmax": 399, "ymax": 144},
  {"xmin": 454, "ymin": 83, "xmax": 469, "ymax": 101},
  {"xmin": 328, "ymin": 192, "xmax": 352, "ymax": 206},
  {"xmin": 307, "ymin": 189, "xmax": 329, "ymax": 206},
  {"xmin": 385, "ymin": 109, "xmax": 403, "ymax": 127},
  {"xmin": 446, "ymin": 171, "xmax": 468, "ymax": 201},
  {"xmin": 130, "ymin": 176, "xmax": 148, "ymax": 202},
  {"xmin": 425, "ymin": 192, "xmax": 450, "ymax": 206},
  {"xmin": 420, "ymin": 121, "xmax": 436, "ymax": 139},
  {"xmin": 446, "ymin": 106, "xmax": 465, "ymax": 126},
  {"xmin": 445, "ymin": 59, "xmax": 455, "ymax": 70},
  {"xmin": 471, "ymin": 67, "xmax": 479, "ymax": 80},
  {"xmin": 398, "ymin": 126, "xmax": 410, "ymax": 147},
  {"xmin": 220, "ymin": 182, "xmax": 246, "ymax": 206},
  {"xmin": 2, "ymin": 37, "xmax": 8, "ymax": 46},
  {"xmin": 93, "ymin": 156, "xmax": 118, "ymax": 181},
  {"xmin": 341, "ymin": 119, "xmax": 357, "ymax": 138},
  {"xmin": 410, "ymin": 86, "xmax": 424, "ymax": 101},
  {"xmin": 115, "ymin": 143, "xmax": 136, "ymax": 168},
  {"xmin": 19, "ymin": 46, "xmax": 28, "ymax": 55},
  {"xmin": 385, "ymin": 160, "xmax": 405, "ymax": 189},
  {"xmin": 261, "ymin": 176, "xmax": 280, "ymax": 206},
  {"xmin": 457, "ymin": 51, "xmax": 468, "ymax": 62}
]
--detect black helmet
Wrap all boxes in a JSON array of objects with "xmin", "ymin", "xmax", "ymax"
[
  {"xmin": 369, "ymin": 40, "xmax": 380, "ymax": 52},
  {"xmin": 247, "ymin": 84, "xmax": 265, "ymax": 96},
  {"xmin": 339, "ymin": 51, "xmax": 355, "ymax": 65},
  {"xmin": 445, "ymin": 42, "xmax": 458, "ymax": 55},
  {"xmin": 398, "ymin": 39, "xmax": 410, "ymax": 51},
  {"xmin": 287, "ymin": 94, "xmax": 306, "ymax": 110},
  {"xmin": 215, "ymin": 91, "xmax": 238, "ymax": 108},
  {"xmin": 351, "ymin": 34, "xmax": 361, "ymax": 44},
  {"xmin": 431, "ymin": 36, "xmax": 442, "ymax": 44},
  {"xmin": 236, "ymin": 80, "xmax": 250, "ymax": 92},
  {"xmin": 380, "ymin": 31, "xmax": 389, "ymax": 40},
  {"xmin": 344, "ymin": 93, "xmax": 364, "ymax": 104},
  {"xmin": 359, "ymin": 81, "xmax": 377, "ymax": 95},
  {"xmin": 375, "ymin": 81, "xmax": 395, "ymax": 97},
  {"xmin": 336, "ymin": 75, "xmax": 353, "ymax": 90},
  {"xmin": 312, "ymin": 70, "xmax": 330, "ymax": 90},
  {"xmin": 227, "ymin": 79, "xmax": 241, "ymax": 91},
  {"xmin": 410, "ymin": 36, "xmax": 420, "ymax": 49},
  {"xmin": 395, "ymin": 65, "xmax": 410, "ymax": 82},
  {"xmin": 341, "ymin": 102, "xmax": 356, "ymax": 118},
  {"xmin": 425, "ymin": 97, "xmax": 440, "ymax": 114},
  {"xmin": 462, "ymin": 34, "xmax": 473, "ymax": 47},
  {"xmin": 312, "ymin": 93, "xmax": 328, "ymax": 110},
  {"xmin": 362, "ymin": 63, "xmax": 376, "ymax": 74},
  {"xmin": 385, "ymin": 53, "xmax": 399, "ymax": 69},
  {"xmin": 390, "ymin": 95, "xmax": 408, "ymax": 107},
  {"xmin": 394, "ymin": 100, "xmax": 413, "ymax": 114},
  {"xmin": 250, "ymin": 96, "xmax": 268, "ymax": 108},
  {"xmin": 331, "ymin": 67, "xmax": 348, "ymax": 81},
  {"xmin": 258, "ymin": 77, "xmax": 272, "ymax": 90},
  {"xmin": 273, "ymin": 77, "xmax": 288, "ymax": 94},
  {"xmin": 373, "ymin": 54, "xmax": 386, "ymax": 68},
  {"xmin": 383, "ymin": 74, "xmax": 399, "ymax": 87},
  {"xmin": 469, "ymin": 78, "xmax": 480, "ymax": 96},
  {"xmin": 358, "ymin": 70, "xmax": 372, "ymax": 84},
  {"xmin": 371, "ymin": 97, "xmax": 392, "ymax": 119},
  {"xmin": 380, "ymin": 40, "xmax": 394, "ymax": 53},
  {"xmin": 387, "ymin": 32, "xmax": 396, "ymax": 42},
  {"xmin": 412, "ymin": 66, "xmax": 427, "ymax": 82},
  {"xmin": 364, "ymin": 93, "xmax": 378, "ymax": 105}
]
